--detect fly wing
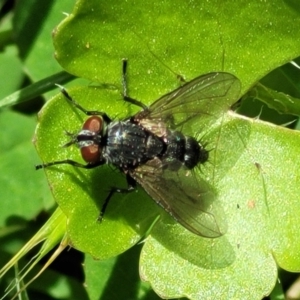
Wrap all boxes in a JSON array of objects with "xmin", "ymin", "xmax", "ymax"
[
  {"xmin": 130, "ymin": 157, "xmax": 226, "ymax": 238},
  {"xmin": 135, "ymin": 72, "xmax": 240, "ymax": 132}
]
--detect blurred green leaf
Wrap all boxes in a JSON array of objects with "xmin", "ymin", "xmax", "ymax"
[
  {"xmin": 0, "ymin": 71, "xmax": 75, "ymax": 109},
  {"xmin": 243, "ymin": 82, "xmax": 300, "ymax": 116},
  {"xmin": 0, "ymin": 111, "xmax": 53, "ymax": 227},
  {"xmin": 13, "ymin": 0, "xmax": 75, "ymax": 80},
  {"xmin": 85, "ymin": 244, "xmax": 158, "ymax": 300},
  {"xmin": 0, "ymin": 46, "xmax": 23, "ymax": 99}
]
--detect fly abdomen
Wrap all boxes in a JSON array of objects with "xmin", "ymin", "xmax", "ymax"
[
  {"xmin": 162, "ymin": 131, "xmax": 185, "ymax": 170},
  {"xmin": 184, "ymin": 136, "xmax": 208, "ymax": 169},
  {"xmin": 162, "ymin": 131, "xmax": 208, "ymax": 170}
]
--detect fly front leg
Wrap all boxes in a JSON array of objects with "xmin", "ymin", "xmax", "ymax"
[
  {"xmin": 97, "ymin": 173, "xmax": 137, "ymax": 221},
  {"xmin": 55, "ymin": 84, "xmax": 112, "ymax": 123},
  {"xmin": 35, "ymin": 160, "xmax": 105, "ymax": 170}
]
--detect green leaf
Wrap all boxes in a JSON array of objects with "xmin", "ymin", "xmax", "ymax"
[
  {"xmin": 0, "ymin": 46, "xmax": 23, "ymax": 99},
  {"xmin": 0, "ymin": 71, "xmax": 75, "ymax": 109},
  {"xmin": 13, "ymin": 0, "xmax": 76, "ymax": 80},
  {"xmin": 0, "ymin": 111, "xmax": 53, "ymax": 227},
  {"xmin": 243, "ymin": 82, "xmax": 300, "ymax": 117},
  {"xmin": 0, "ymin": 70, "xmax": 96, "ymax": 110},
  {"xmin": 85, "ymin": 244, "xmax": 158, "ymax": 300},
  {"xmin": 53, "ymin": 0, "xmax": 300, "ymax": 94}
]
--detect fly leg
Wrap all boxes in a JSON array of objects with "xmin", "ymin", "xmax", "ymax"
[
  {"xmin": 55, "ymin": 84, "xmax": 112, "ymax": 123},
  {"xmin": 36, "ymin": 160, "xmax": 105, "ymax": 170},
  {"xmin": 121, "ymin": 59, "xmax": 149, "ymax": 111},
  {"xmin": 97, "ymin": 173, "xmax": 137, "ymax": 221}
]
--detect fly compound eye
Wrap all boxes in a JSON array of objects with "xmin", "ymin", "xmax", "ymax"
[
  {"xmin": 82, "ymin": 116, "xmax": 103, "ymax": 133},
  {"xmin": 80, "ymin": 116, "xmax": 103, "ymax": 163},
  {"xmin": 81, "ymin": 144, "xmax": 101, "ymax": 163}
]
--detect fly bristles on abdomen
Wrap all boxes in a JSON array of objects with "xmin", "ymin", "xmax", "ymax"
[{"xmin": 184, "ymin": 136, "xmax": 208, "ymax": 169}]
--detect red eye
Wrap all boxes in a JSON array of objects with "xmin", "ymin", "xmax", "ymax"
[
  {"xmin": 81, "ymin": 144, "xmax": 100, "ymax": 163},
  {"xmin": 81, "ymin": 116, "xmax": 103, "ymax": 163},
  {"xmin": 82, "ymin": 116, "xmax": 103, "ymax": 133}
]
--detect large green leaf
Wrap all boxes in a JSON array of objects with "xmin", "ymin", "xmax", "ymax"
[
  {"xmin": 53, "ymin": 0, "xmax": 300, "ymax": 94},
  {"xmin": 35, "ymin": 0, "xmax": 300, "ymax": 299}
]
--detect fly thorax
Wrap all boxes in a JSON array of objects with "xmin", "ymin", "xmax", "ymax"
[{"xmin": 105, "ymin": 121, "xmax": 164, "ymax": 168}]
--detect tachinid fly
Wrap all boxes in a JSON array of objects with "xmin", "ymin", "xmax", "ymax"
[{"xmin": 36, "ymin": 60, "xmax": 240, "ymax": 238}]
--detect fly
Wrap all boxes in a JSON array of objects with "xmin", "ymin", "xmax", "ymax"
[{"xmin": 36, "ymin": 60, "xmax": 241, "ymax": 238}]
